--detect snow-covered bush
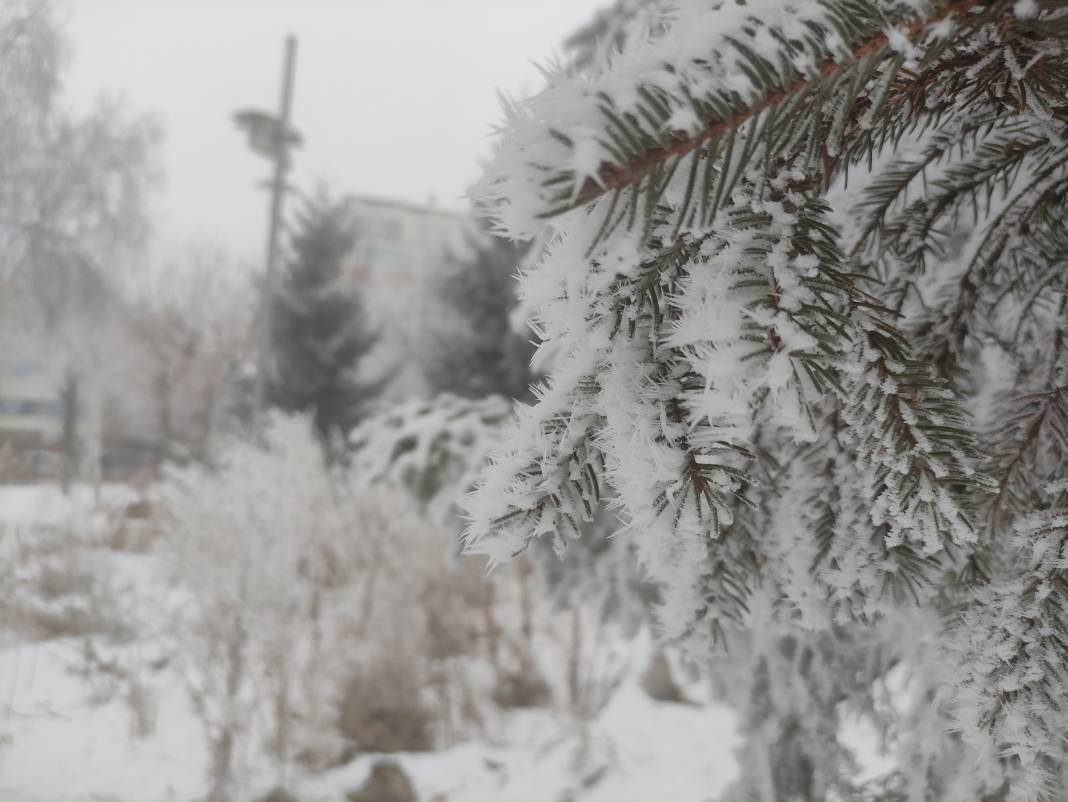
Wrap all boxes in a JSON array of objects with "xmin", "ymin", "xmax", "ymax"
[
  {"xmin": 157, "ymin": 414, "xmax": 511, "ymax": 796},
  {"xmin": 350, "ymin": 396, "xmax": 561, "ymax": 713},
  {"xmin": 349, "ymin": 394, "xmax": 652, "ymax": 720},
  {"xmin": 158, "ymin": 416, "xmax": 380, "ymax": 792},
  {"xmin": 0, "ymin": 489, "xmax": 140, "ymax": 641},
  {"xmin": 465, "ymin": 1, "xmax": 1068, "ymax": 799},
  {"xmin": 0, "ymin": 485, "xmax": 168, "ymax": 752},
  {"xmin": 351, "ymin": 394, "xmax": 653, "ymax": 625},
  {"xmin": 349, "ymin": 393, "xmax": 512, "ymax": 524}
]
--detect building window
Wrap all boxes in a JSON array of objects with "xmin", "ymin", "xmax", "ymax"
[
  {"xmin": 0, "ymin": 398, "xmax": 65, "ymax": 418},
  {"xmin": 3, "ymin": 360, "xmax": 39, "ymax": 377},
  {"xmin": 355, "ymin": 217, "xmax": 403, "ymax": 241}
]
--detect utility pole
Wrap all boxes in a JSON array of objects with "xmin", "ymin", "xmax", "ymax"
[
  {"xmin": 234, "ymin": 34, "xmax": 300, "ymax": 424},
  {"xmin": 255, "ymin": 34, "xmax": 297, "ymax": 421}
]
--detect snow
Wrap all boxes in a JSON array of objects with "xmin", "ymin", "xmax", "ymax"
[
  {"xmin": 0, "ymin": 484, "xmax": 137, "ymax": 533},
  {"xmin": 0, "ymin": 479, "xmax": 749, "ymax": 802},
  {"xmin": 0, "ymin": 483, "xmax": 896, "ymax": 802},
  {"xmin": 0, "ymin": 638, "xmax": 205, "ymax": 802},
  {"xmin": 1014, "ymin": 0, "xmax": 1039, "ymax": 19},
  {"xmin": 0, "ymin": 484, "xmax": 201, "ymax": 801},
  {"xmin": 0, "ymin": 590, "xmax": 741, "ymax": 802},
  {"xmin": 0, "ymin": 634, "xmax": 898, "ymax": 802},
  {"xmin": 302, "ymin": 684, "xmax": 740, "ymax": 802}
]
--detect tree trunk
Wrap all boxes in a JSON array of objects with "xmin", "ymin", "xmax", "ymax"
[
  {"xmin": 59, "ymin": 369, "xmax": 80, "ymax": 493},
  {"xmin": 155, "ymin": 369, "xmax": 173, "ymax": 466},
  {"xmin": 568, "ymin": 606, "xmax": 583, "ymax": 715}
]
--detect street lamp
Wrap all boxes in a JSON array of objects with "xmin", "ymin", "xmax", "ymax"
[{"xmin": 233, "ymin": 34, "xmax": 301, "ymax": 424}]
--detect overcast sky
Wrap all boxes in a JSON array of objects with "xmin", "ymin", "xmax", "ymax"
[{"xmin": 63, "ymin": 0, "xmax": 604, "ymax": 264}]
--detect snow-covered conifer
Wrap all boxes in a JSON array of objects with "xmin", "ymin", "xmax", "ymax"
[
  {"xmin": 422, "ymin": 225, "xmax": 536, "ymax": 402},
  {"xmin": 269, "ymin": 193, "xmax": 381, "ymax": 447},
  {"xmin": 349, "ymin": 393, "xmax": 512, "ymax": 523},
  {"xmin": 466, "ymin": 1, "xmax": 1068, "ymax": 797}
]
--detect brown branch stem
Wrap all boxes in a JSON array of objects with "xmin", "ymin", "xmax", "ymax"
[{"xmin": 572, "ymin": 0, "xmax": 987, "ymax": 207}]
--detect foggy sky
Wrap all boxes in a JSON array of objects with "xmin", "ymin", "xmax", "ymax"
[{"xmin": 64, "ymin": 0, "xmax": 605, "ymax": 264}]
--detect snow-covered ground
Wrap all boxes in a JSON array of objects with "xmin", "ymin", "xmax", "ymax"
[
  {"xmin": 0, "ymin": 483, "xmax": 138, "ymax": 533},
  {"xmin": 304, "ymin": 683, "xmax": 739, "ymax": 802},
  {"xmin": 0, "ymin": 637, "xmax": 206, "ymax": 802},
  {"xmin": 0, "ymin": 634, "xmax": 740, "ymax": 802},
  {"xmin": 0, "ymin": 484, "xmax": 745, "ymax": 802},
  {"xmin": 0, "ymin": 484, "xmax": 895, "ymax": 802}
]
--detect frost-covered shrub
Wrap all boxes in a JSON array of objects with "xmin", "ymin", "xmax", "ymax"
[
  {"xmin": 348, "ymin": 393, "xmax": 512, "ymax": 524},
  {"xmin": 350, "ymin": 395, "xmax": 646, "ymax": 718},
  {"xmin": 159, "ymin": 415, "xmax": 372, "ymax": 797},
  {"xmin": 337, "ymin": 654, "xmax": 435, "ymax": 754},
  {"xmin": 157, "ymin": 413, "xmax": 513, "ymax": 790},
  {"xmin": 0, "ymin": 511, "xmax": 133, "ymax": 641},
  {"xmin": 22, "ymin": 553, "xmax": 128, "ymax": 639}
]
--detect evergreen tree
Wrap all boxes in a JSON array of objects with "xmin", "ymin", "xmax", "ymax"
[
  {"xmin": 423, "ymin": 226, "xmax": 535, "ymax": 401},
  {"xmin": 561, "ymin": 0, "xmax": 665, "ymax": 75},
  {"xmin": 269, "ymin": 195, "xmax": 380, "ymax": 445},
  {"xmin": 465, "ymin": 2, "xmax": 1068, "ymax": 799}
]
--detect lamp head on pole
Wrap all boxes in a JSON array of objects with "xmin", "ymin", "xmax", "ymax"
[{"xmin": 233, "ymin": 108, "xmax": 302, "ymax": 166}]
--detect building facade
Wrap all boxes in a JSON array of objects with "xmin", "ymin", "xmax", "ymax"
[
  {"xmin": 342, "ymin": 194, "xmax": 470, "ymax": 399},
  {"xmin": 0, "ymin": 352, "xmax": 101, "ymax": 482}
]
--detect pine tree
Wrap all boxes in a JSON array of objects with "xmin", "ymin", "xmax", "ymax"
[
  {"xmin": 269, "ymin": 195, "xmax": 380, "ymax": 445},
  {"xmin": 561, "ymin": 0, "xmax": 665, "ymax": 75},
  {"xmin": 423, "ymin": 225, "xmax": 535, "ymax": 401},
  {"xmin": 464, "ymin": 2, "xmax": 1068, "ymax": 799}
]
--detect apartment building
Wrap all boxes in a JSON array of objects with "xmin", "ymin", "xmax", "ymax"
[{"xmin": 343, "ymin": 194, "xmax": 470, "ymax": 398}]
